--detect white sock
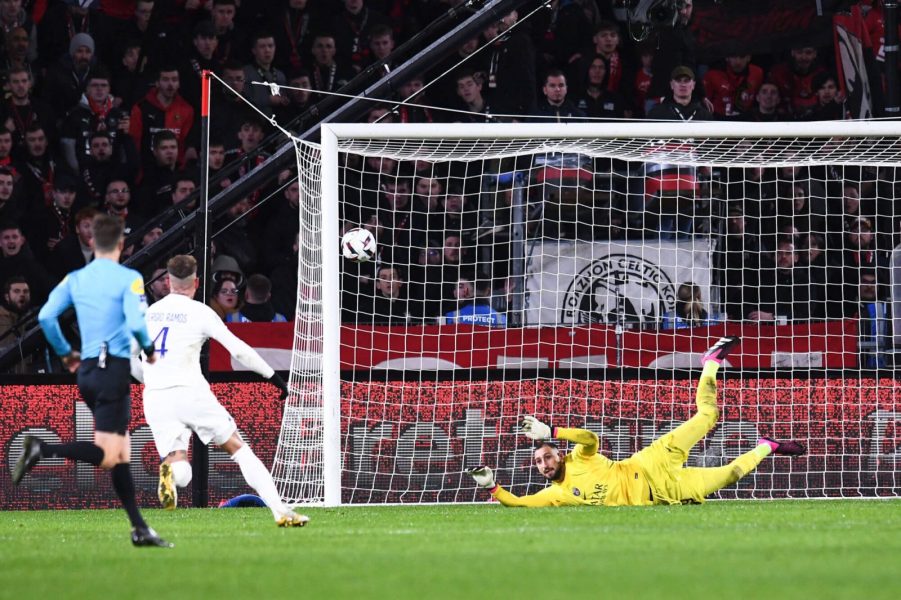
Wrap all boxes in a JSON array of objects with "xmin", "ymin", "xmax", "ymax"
[{"xmin": 231, "ymin": 445, "xmax": 286, "ymax": 519}]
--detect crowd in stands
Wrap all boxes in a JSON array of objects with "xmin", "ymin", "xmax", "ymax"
[{"xmin": 0, "ymin": 0, "xmax": 894, "ymax": 371}]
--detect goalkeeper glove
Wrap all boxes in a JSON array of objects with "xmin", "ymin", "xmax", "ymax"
[
  {"xmin": 467, "ymin": 466, "xmax": 496, "ymax": 490},
  {"xmin": 269, "ymin": 372, "xmax": 289, "ymax": 400},
  {"xmin": 520, "ymin": 415, "xmax": 552, "ymax": 440}
]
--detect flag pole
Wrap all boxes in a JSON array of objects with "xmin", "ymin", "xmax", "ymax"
[{"xmin": 192, "ymin": 69, "xmax": 213, "ymax": 508}]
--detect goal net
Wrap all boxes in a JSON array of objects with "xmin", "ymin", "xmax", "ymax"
[{"xmin": 273, "ymin": 121, "xmax": 901, "ymax": 506}]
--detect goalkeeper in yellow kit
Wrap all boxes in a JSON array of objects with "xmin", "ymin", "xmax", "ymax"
[{"xmin": 467, "ymin": 337, "xmax": 805, "ymax": 506}]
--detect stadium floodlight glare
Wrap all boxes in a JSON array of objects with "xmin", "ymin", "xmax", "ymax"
[{"xmin": 272, "ymin": 120, "xmax": 901, "ymax": 507}]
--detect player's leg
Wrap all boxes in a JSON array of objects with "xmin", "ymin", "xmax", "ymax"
[
  {"xmin": 194, "ymin": 388, "xmax": 309, "ymax": 526},
  {"xmin": 652, "ymin": 336, "xmax": 741, "ymax": 463},
  {"xmin": 219, "ymin": 433, "xmax": 309, "ymax": 527},
  {"xmin": 91, "ymin": 359, "xmax": 171, "ymax": 547},
  {"xmin": 144, "ymin": 387, "xmax": 193, "ymax": 508},
  {"xmin": 680, "ymin": 437, "xmax": 806, "ymax": 498}
]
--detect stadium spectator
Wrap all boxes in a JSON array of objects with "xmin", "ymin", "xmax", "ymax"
[
  {"xmin": 768, "ymin": 42, "xmax": 826, "ymax": 119},
  {"xmin": 0, "ymin": 127, "xmax": 14, "ymax": 172},
  {"xmin": 365, "ymin": 23, "xmax": 395, "ymax": 69},
  {"xmin": 274, "ymin": 70, "xmax": 314, "ymax": 123},
  {"xmin": 445, "ymin": 277, "xmax": 506, "ymax": 326},
  {"xmin": 106, "ymin": 0, "xmax": 172, "ymax": 74},
  {"xmin": 331, "ymin": 0, "xmax": 390, "ymax": 72},
  {"xmin": 103, "ymin": 178, "xmax": 142, "ymax": 237},
  {"xmin": 225, "ymin": 273, "xmax": 287, "ymax": 323},
  {"xmin": 647, "ymin": 0, "xmax": 699, "ymax": 111},
  {"xmin": 48, "ymin": 206, "xmax": 96, "ymax": 280},
  {"xmin": 802, "ymin": 232, "xmax": 840, "ymax": 320},
  {"xmin": 262, "ymin": 177, "xmax": 299, "ymax": 273},
  {"xmin": 211, "ymin": 253, "xmax": 244, "ymax": 288},
  {"xmin": 24, "ymin": 173, "xmax": 77, "ymax": 263},
  {"xmin": 1, "ymin": 67, "xmax": 56, "ymax": 150},
  {"xmin": 178, "ymin": 20, "xmax": 219, "ymax": 108},
  {"xmin": 477, "ymin": 10, "xmax": 536, "ymax": 118},
  {"xmin": 214, "ymin": 197, "xmax": 258, "ymax": 273},
  {"xmin": 78, "ymin": 130, "xmax": 137, "ymax": 209},
  {"xmin": 110, "ymin": 39, "xmax": 146, "ymax": 112},
  {"xmin": 0, "ymin": 275, "xmax": 31, "ymax": 361},
  {"xmin": 243, "ymin": 31, "xmax": 289, "ymax": 112},
  {"xmin": 0, "ymin": 221, "xmax": 51, "ymax": 303},
  {"xmin": 59, "ymin": 67, "xmax": 133, "ymax": 173},
  {"xmin": 209, "ymin": 277, "xmax": 242, "ymax": 321},
  {"xmin": 840, "ymin": 216, "xmax": 888, "ymax": 308},
  {"xmin": 452, "ymin": 70, "xmax": 493, "ymax": 123},
  {"xmin": 0, "ymin": 25, "xmax": 32, "ymax": 92},
  {"xmin": 352, "ymin": 264, "xmax": 409, "ymax": 325},
  {"xmin": 43, "ymin": 32, "xmax": 96, "ymax": 120},
  {"xmin": 741, "ymin": 238, "xmax": 818, "ymax": 323},
  {"xmin": 409, "ymin": 176, "xmax": 445, "ymax": 237},
  {"xmin": 271, "ymin": 0, "xmax": 323, "ymax": 73},
  {"xmin": 632, "ymin": 41, "xmax": 655, "ymax": 116},
  {"xmin": 308, "ymin": 32, "xmax": 354, "ymax": 99},
  {"xmin": 270, "ymin": 232, "xmax": 298, "ymax": 321},
  {"xmin": 136, "ymin": 130, "xmax": 180, "ymax": 215},
  {"xmin": 395, "ymin": 75, "xmax": 435, "ymax": 123},
  {"xmin": 0, "ymin": 167, "xmax": 22, "ymax": 224},
  {"xmin": 532, "ymin": 69, "xmax": 585, "ymax": 122},
  {"xmin": 805, "ymin": 72, "xmax": 847, "ymax": 121},
  {"xmin": 646, "ymin": 66, "xmax": 712, "ymax": 121},
  {"xmin": 741, "ymin": 82, "xmax": 783, "ymax": 122},
  {"xmin": 660, "ymin": 282, "xmax": 721, "ymax": 329},
  {"xmin": 571, "ymin": 21, "xmax": 631, "ymax": 101},
  {"xmin": 211, "ymin": 0, "xmax": 247, "ymax": 66},
  {"xmin": 702, "ymin": 51, "xmax": 763, "ymax": 118},
  {"xmin": 531, "ymin": 0, "xmax": 591, "ymax": 74},
  {"xmin": 129, "ymin": 65, "xmax": 196, "ymax": 170},
  {"xmin": 574, "ymin": 56, "xmax": 628, "ymax": 119},
  {"xmin": 145, "ymin": 264, "xmax": 170, "ymax": 304},
  {"xmin": 14, "ymin": 124, "xmax": 56, "ymax": 210},
  {"xmin": 468, "ymin": 340, "xmax": 806, "ymax": 506},
  {"xmin": 37, "ymin": 0, "xmax": 96, "ymax": 69},
  {"xmin": 440, "ymin": 186, "xmax": 478, "ymax": 237}
]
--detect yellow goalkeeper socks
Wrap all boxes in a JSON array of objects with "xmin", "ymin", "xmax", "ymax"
[{"xmin": 701, "ymin": 360, "xmax": 720, "ymax": 379}]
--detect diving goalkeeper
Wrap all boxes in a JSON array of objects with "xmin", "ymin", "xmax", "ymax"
[{"xmin": 467, "ymin": 337, "xmax": 805, "ymax": 506}]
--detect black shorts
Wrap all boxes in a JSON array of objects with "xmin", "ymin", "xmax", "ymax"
[{"xmin": 77, "ymin": 356, "xmax": 132, "ymax": 435}]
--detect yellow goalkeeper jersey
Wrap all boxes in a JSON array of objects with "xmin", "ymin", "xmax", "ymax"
[{"xmin": 491, "ymin": 427, "xmax": 653, "ymax": 507}]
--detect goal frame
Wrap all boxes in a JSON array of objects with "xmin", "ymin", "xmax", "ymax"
[{"xmin": 316, "ymin": 120, "xmax": 901, "ymax": 507}]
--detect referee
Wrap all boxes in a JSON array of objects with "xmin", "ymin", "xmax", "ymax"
[{"xmin": 13, "ymin": 214, "xmax": 172, "ymax": 548}]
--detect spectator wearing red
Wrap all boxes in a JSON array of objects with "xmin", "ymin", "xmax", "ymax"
[
  {"xmin": 129, "ymin": 65, "xmax": 196, "ymax": 169},
  {"xmin": 572, "ymin": 21, "xmax": 632, "ymax": 100},
  {"xmin": 632, "ymin": 41, "xmax": 655, "ymax": 117},
  {"xmin": 767, "ymin": 43, "xmax": 826, "ymax": 119},
  {"xmin": 703, "ymin": 52, "xmax": 764, "ymax": 118}
]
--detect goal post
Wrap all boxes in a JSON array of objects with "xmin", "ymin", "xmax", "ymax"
[{"xmin": 274, "ymin": 120, "xmax": 901, "ymax": 506}]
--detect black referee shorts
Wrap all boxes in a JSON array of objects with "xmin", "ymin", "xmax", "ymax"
[{"xmin": 77, "ymin": 356, "xmax": 132, "ymax": 435}]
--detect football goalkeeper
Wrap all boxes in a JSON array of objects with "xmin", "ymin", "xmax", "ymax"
[{"xmin": 467, "ymin": 337, "xmax": 805, "ymax": 506}]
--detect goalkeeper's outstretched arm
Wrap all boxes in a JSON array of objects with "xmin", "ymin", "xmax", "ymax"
[
  {"xmin": 521, "ymin": 415, "xmax": 599, "ymax": 458},
  {"xmin": 466, "ymin": 466, "xmax": 570, "ymax": 507}
]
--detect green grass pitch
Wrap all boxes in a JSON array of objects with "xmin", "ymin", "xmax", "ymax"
[{"xmin": 2, "ymin": 501, "xmax": 900, "ymax": 599}]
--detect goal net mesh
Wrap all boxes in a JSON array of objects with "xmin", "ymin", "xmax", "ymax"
[{"xmin": 273, "ymin": 125, "xmax": 901, "ymax": 505}]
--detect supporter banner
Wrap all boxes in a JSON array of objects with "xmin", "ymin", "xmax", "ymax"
[
  {"xmin": 524, "ymin": 239, "xmax": 713, "ymax": 327},
  {"xmin": 210, "ymin": 321, "xmax": 858, "ymax": 371},
  {"xmin": 692, "ymin": 0, "xmax": 843, "ymax": 60},
  {"xmin": 834, "ymin": 6, "xmax": 878, "ymax": 119},
  {"xmin": 3, "ymin": 377, "xmax": 899, "ymax": 509}
]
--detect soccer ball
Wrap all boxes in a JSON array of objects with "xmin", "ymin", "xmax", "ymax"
[{"xmin": 341, "ymin": 227, "xmax": 377, "ymax": 262}]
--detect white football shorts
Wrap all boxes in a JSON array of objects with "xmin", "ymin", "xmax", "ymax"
[{"xmin": 143, "ymin": 385, "xmax": 237, "ymax": 457}]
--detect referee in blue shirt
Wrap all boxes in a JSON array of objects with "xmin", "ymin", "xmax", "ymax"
[{"xmin": 13, "ymin": 214, "xmax": 172, "ymax": 548}]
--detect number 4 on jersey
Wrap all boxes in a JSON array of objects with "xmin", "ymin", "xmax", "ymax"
[{"xmin": 152, "ymin": 327, "xmax": 169, "ymax": 358}]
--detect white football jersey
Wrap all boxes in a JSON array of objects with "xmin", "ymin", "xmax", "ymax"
[{"xmin": 141, "ymin": 292, "xmax": 275, "ymax": 390}]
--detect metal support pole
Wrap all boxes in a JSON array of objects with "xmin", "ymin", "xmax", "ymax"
[
  {"xmin": 509, "ymin": 172, "xmax": 527, "ymax": 327},
  {"xmin": 885, "ymin": 1, "xmax": 900, "ymax": 115}
]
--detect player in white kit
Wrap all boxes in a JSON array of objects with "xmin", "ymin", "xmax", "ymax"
[{"xmin": 137, "ymin": 254, "xmax": 308, "ymax": 527}]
